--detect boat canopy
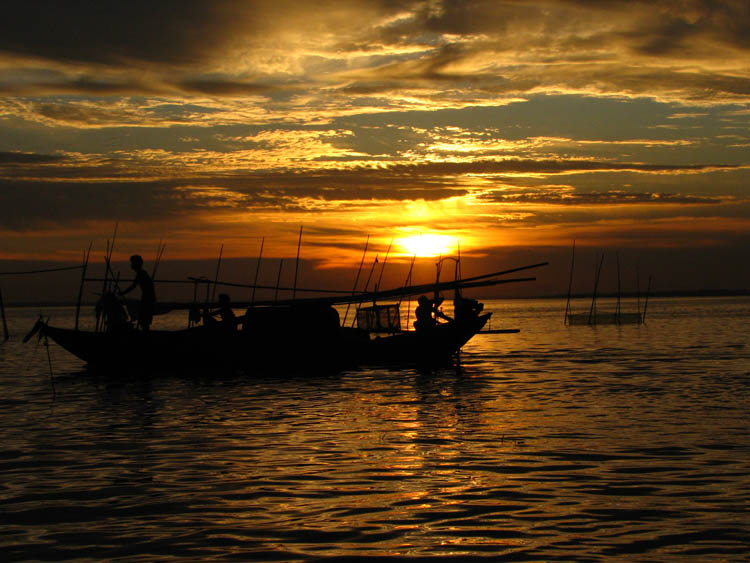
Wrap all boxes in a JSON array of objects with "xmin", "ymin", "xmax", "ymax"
[{"xmin": 357, "ymin": 304, "xmax": 401, "ymax": 333}]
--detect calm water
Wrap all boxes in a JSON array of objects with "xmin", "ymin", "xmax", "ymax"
[{"xmin": 1, "ymin": 297, "xmax": 748, "ymax": 561}]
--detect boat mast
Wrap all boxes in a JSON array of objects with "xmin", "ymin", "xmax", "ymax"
[
  {"xmin": 292, "ymin": 225, "xmax": 303, "ymax": 302},
  {"xmin": 74, "ymin": 242, "xmax": 92, "ymax": 331},
  {"xmin": 353, "ymin": 254, "xmax": 379, "ymax": 326},
  {"xmin": 210, "ymin": 244, "xmax": 224, "ymax": 304},
  {"xmin": 343, "ymin": 235, "xmax": 369, "ymax": 327},
  {"xmin": 152, "ymin": 239, "xmax": 166, "ymax": 279},
  {"xmin": 251, "ymin": 236, "xmax": 264, "ymax": 305},
  {"xmin": 375, "ymin": 238, "xmax": 393, "ymax": 293},
  {"xmin": 274, "ymin": 259, "xmax": 283, "ymax": 302},
  {"xmin": 96, "ymin": 223, "xmax": 117, "ymax": 332}
]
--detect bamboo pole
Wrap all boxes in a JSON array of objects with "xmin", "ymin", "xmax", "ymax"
[
  {"xmin": 96, "ymin": 238, "xmax": 113, "ymax": 332},
  {"xmin": 97, "ymin": 223, "xmax": 118, "ymax": 331},
  {"xmin": 274, "ymin": 259, "xmax": 283, "ymax": 302},
  {"xmin": 211, "ymin": 244, "xmax": 224, "ymax": 304},
  {"xmin": 343, "ymin": 235, "xmax": 369, "ymax": 326},
  {"xmin": 137, "ymin": 274, "xmax": 539, "ymax": 312},
  {"xmin": 564, "ymin": 241, "xmax": 575, "ymax": 325},
  {"xmin": 74, "ymin": 243, "xmax": 92, "ymax": 331},
  {"xmin": 643, "ymin": 275, "xmax": 652, "ymax": 322},
  {"xmin": 616, "ymin": 250, "xmax": 621, "ymax": 323},
  {"xmin": 0, "ymin": 287, "xmax": 8, "ymax": 341},
  {"xmin": 251, "ymin": 237, "xmax": 264, "ymax": 305},
  {"xmin": 353, "ymin": 254, "xmax": 379, "ymax": 326},
  {"xmin": 455, "ymin": 261, "xmax": 549, "ymax": 285},
  {"xmin": 292, "ymin": 225, "xmax": 303, "ymax": 302},
  {"xmin": 375, "ymin": 238, "xmax": 393, "ymax": 293},
  {"xmin": 152, "ymin": 240, "xmax": 166, "ymax": 279},
  {"xmin": 457, "ymin": 241, "xmax": 462, "ymax": 281},
  {"xmin": 588, "ymin": 252, "xmax": 604, "ymax": 325},
  {"xmin": 636, "ymin": 262, "xmax": 641, "ymax": 319},
  {"xmin": 0, "ymin": 265, "xmax": 85, "ymax": 276},
  {"xmin": 403, "ymin": 253, "xmax": 416, "ymax": 331}
]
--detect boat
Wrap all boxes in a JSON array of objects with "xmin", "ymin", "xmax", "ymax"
[
  {"xmin": 23, "ymin": 247, "xmax": 547, "ymax": 374},
  {"xmin": 24, "ymin": 300, "xmax": 491, "ymax": 373}
]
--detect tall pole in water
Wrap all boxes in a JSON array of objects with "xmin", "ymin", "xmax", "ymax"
[
  {"xmin": 292, "ymin": 225, "xmax": 303, "ymax": 302},
  {"xmin": 643, "ymin": 275, "xmax": 652, "ymax": 323},
  {"xmin": 636, "ymin": 262, "xmax": 641, "ymax": 320},
  {"xmin": 616, "ymin": 250, "xmax": 621, "ymax": 323},
  {"xmin": 564, "ymin": 241, "xmax": 575, "ymax": 325},
  {"xmin": 588, "ymin": 252, "xmax": 604, "ymax": 325},
  {"xmin": 0, "ymin": 287, "xmax": 8, "ymax": 341}
]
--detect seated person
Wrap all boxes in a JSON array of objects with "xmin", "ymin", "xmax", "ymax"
[
  {"xmin": 454, "ymin": 294, "xmax": 483, "ymax": 322},
  {"xmin": 414, "ymin": 295, "xmax": 452, "ymax": 331},
  {"xmin": 203, "ymin": 293, "xmax": 237, "ymax": 329}
]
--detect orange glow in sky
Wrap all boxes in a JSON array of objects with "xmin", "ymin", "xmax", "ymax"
[
  {"xmin": 397, "ymin": 234, "xmax": 458, "ymax": 258},
  {"xmin": 0, "ymin": 2, "xmax": 749, "ymax": 295}
]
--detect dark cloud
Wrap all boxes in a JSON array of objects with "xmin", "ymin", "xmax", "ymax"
[
  {"xmin": 0, "ymin": 1, "xmax": 239, "ymax": 68},
  {"xmin": 477, "ymin": 190, "xmax": 722, "ymax": 205},
  {"xmin": 1, "ymin": 152, "xmax": 738, "ymax": 231},
  {"xmin": 365, "ymin": 159, "xmax": 738, "ymax": 176},
  {"xmin": 0, "ymin": 179, "xmax": 178, "ymax": 229},
  {"xmin": 176, "ymin": 79, "xmax": 273, "ymax": 96},
  {"xmin": 0, "ymin": 151, "xmax": 66, "ymax": 164}
]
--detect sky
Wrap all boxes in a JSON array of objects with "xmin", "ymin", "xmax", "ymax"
[{"xmin": 1, "ymin": 0, "xmax": 749, "ymax": 301}]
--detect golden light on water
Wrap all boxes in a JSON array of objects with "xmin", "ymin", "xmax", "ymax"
[{"xmin": 397, "ymin": 234, "xmax": 458, "ymax": 258}]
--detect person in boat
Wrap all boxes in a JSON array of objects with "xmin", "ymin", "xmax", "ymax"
[
  {"xmin": 203, "ymin": 293, "xmax": 236, "ymax": 329},
  {"xmin": 454, "ymin": 292, "xmax": 483, "ymax": 323},
  {"xmin": 121, "ymin": 254, "xmax": 156, "ymax": 331},
  {"xmin": 414, "ymin": 295, "xmax": 451, "ymax": 331}
]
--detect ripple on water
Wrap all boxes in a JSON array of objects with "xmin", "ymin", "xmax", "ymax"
[{"xmin": 0, "ymin": 299, "xmax": 749, "ymax": 560}]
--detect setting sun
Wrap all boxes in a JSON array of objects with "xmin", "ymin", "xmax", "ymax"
[{"xmin": 397, "ymin": 234, "xmax": 457, "ymax": 258}]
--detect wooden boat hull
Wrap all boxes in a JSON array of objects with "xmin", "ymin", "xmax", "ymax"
[
  {"xmin": 352, "ymin": 313, "xmax": 492, "ymax": 366},
  {"xmin": 31, "ymin": 311, "xmax": 491, "ymax": 374}
]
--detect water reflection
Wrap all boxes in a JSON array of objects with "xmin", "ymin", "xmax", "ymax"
[{"xmin": 1, "ymin": 298, "xmax": 749, "ymax": 560}]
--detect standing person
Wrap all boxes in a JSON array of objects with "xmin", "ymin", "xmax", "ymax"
[{"xmin": 121, "ymin": 254, "xmax": 156, "ymax": 331}]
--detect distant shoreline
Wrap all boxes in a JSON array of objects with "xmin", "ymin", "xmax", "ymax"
[{"xmin": 5, "ymin": 288, "xmax": 748, "ymax": 307}]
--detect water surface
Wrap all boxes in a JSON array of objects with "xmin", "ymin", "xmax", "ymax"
[{"xmin": 1, "ymin": 297, "xmax": 748, "ymax": 561}]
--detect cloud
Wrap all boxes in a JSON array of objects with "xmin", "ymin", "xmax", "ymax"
[
  {"xmin": 0, "ymin": 2, "xmax": 240, "ymax": 68},
  {"xmin": 476, "ymin": 188, "xmax": 723, "ymax": 206},
  {"xmin": 0, "ymin": 151, "xmax": 66, "ymax": 164},
  {"xmin": 2, "ymin": 0, "xmax": 750, "ymax": 106}
]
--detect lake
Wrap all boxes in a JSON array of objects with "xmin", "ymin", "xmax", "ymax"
[{"xmin": 1, "ymin": 296, "xmax": 748, "ymax": 561}]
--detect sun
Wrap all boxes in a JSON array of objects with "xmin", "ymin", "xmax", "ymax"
[{"xmin": 397, "ymin": 233, "xmax": 457, "ymax": 258}]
